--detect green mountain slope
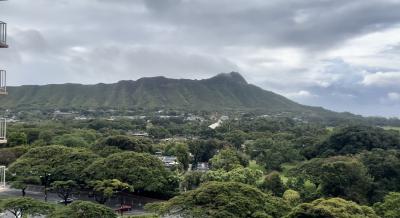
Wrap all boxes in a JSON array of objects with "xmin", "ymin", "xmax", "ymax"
[{"xmin": 0, "ymin": 72, "xmax": 335, "ymax": 115}]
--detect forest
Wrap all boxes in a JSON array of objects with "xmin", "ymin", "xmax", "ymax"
[{"xmin": 1, "ymin": 113, "xmax": 400, "ymax": 217}]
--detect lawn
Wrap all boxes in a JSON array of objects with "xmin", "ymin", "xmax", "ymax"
[{"xmin": 382, "ymin": 126, "xmax": 400, "ymax": 132}]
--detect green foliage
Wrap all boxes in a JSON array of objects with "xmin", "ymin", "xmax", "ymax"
[
  {"xmin": 286, "ymin": 198, "xmax": 379, "ymax": 218},
  {"xmin": 189, "ymin": 139, "xmax": 222, "ymax": 164},
  {"xmin": 180, "ymin": 171, "xmax": 205, "ymax": 191},
  {"xmin": 163, "ymin": 142, "xmax": 190, "ymax": 170},
  {"xmin": 147, "ymin": 181, "xmax": 290, "ymax": 218},
  {"xmin": 247, "ymin": 138, "xmax": 304, "ymax": 171},
  {"xmin": 8, "ymin": 145, "xmax": 99, "ymax": 184},
  {"xmin": 148, "ymin": 127, "xmax": 171, "ymax": 139},
  {"xmin": 313, "ymin": 125, "xmax": 400, "ymax": 157},
  {"xmin": 358, "ymin": 149, "xmax": 400, "ymax": 202},
  {"xmin": 51, "ymin": 180, "xmax": 78, "ymax": 205},
  {"xmin": 286, "ymin": 178, "xmax": 319, "ymax": 202},
  {"xmin": 283, "ymin": 189, "xmax": 301, "ymax": 206},
  {"xmin": 291, "ymin": 156, "xmax": 373, "ymax": 203},
  {"xmin": 209, "ymin": 148, "xmax": 249, "ymax": 171},
  {"xmin": 10, "ymin": 176, "xmax": 40, "ymax": 197},
  {"xmin": 374, "ymin": 192, "xmax": 400, "ymax": 218},
  {"xmin": 89, "ymin": 179, "xmax": 133, "ymax": 204},
  {"xmin": 52, "ymin": 134, "xmax": 89, "ymax": 147},
  {"xmin": 4, "ymin": 72, "xmax": 325, "ymax": 115},
  {"xmin": 201, "ymin": 167, "xmax": 263, "ymax": 186},
  {"xmin": 224, "ymin": 130, "xmax": 247, "ymax": 149},
  {"xmin": 99, "ymin": 135, "xmax": 153, "ymax": 152},
  {"xmin": 0, "ymin": 146, "xmax": 28, "ymax": 166},
  {"xmin": 51, "ymin": 200, "xmax": 117, "ymax": 218},
  {"xmin": 0, "ymin": 197, "xmax": 54, "ymax": 218},
  {"xmin": 7, "ymin": 132, "xmax": 28, "ymax": 147},
  {"xmin": 261, "ymin": 172, "xmax": 286, "ymax": 197},
  {"xmin": 83, "ymin": 152, "xmax": 177, "ymax": 193}
]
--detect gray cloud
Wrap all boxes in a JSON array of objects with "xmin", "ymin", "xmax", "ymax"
[{"xmin": 0, "ymin": 0, "xmax": 400, "ymax": 116}]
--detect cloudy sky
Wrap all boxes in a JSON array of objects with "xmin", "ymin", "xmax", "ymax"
[{"xmin": 1, "ymin": 0, "xmax": 400, "ymax": 117}]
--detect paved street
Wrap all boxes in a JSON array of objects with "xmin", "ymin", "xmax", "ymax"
[{"xmin": 0, "ymin": 185, "xmax": 161, "ymax": 217}]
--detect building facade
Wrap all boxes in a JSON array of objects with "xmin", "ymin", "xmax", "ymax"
[{"xmin": 0, "ymin": 0, "xmax": 7, "ymax": 144}]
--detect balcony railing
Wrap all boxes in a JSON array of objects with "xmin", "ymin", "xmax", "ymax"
[
  {"xmin": 0, "ymin": 22, "xmax": 7, "ymax": 48},
  {"xmin": 0, "ymin": 70, "xmax": 6, "ymax": 95},
  {"xmin": 0, "ymin": 118, "xmax": 6, "ymax": 144}
]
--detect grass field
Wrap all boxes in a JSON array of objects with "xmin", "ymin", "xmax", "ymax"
[{"xmin": 382, "ymin": 126, "xmax": 400, "ymax": 132}]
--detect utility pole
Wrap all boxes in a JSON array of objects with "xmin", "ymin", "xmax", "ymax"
[{"xmin": 0, "ymin": 0, "xmax": 8, "ymax": 144}]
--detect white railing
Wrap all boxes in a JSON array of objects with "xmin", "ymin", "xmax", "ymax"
[
  {"xmin": 0, "ymin": 22, "xmax": 7, "ymax": 48},
  {"xmin": 0, "ymin": 70, "xmax": 6, "ymax": 95}
]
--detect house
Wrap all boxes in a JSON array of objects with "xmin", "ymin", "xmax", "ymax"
[
  {"xmin": 158, "ymin": 156, "xmax": 179, "ymax": 168},
  {"xmin": 195, "ymin": 162, "xmax": 209, "ymax": 171}
]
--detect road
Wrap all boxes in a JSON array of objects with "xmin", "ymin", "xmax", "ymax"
[{"xmin": 0, "ymin": 185, "xmax": 161, "ymax": 217}]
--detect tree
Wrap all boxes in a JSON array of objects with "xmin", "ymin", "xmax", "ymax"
[
  {"xmin": 51, "ymin": 180, "xmax": 78, "ymax": 205},
  {"xmin": 7, "ymin": 132, "xmax": 28, "ymax": 147},
  {"xmin": 247, "ymin": 138, "xmax": 304, "ymax": 171},
  {"xmin": 83, "ymin": 152, "xmax": 177, "ymax": 193},
  {"xmin": 99, "ymin": 135, "xmax": 153, "ymax": 153},
  {"xmin": 286, "ymin": 198, "xmax": 379, "ymax": 218},
  {"xmin": 188, "ymin": 139, "xmax": 222, "ymax": 164},
  {"xmin": 209, "ymin": 148, "xmax": 249, "ymax": 171},
  {"xmin": 358, "ymin": 149, "xmax": 400, "ymax": 202},
  {"xmin": 8, "ymin": 145, "xmax": 99, "ymax": 183},
  {"xmin": 0, "ymin": 146, "xmax": 27, "ymax": 166},
  {"xmin": 146, "ymin": 182, "xmax": 290, "ymax": 218},
  {"xmin": 313, "ymin": 125, "xmax": 400, "ymax": 157},
  {"xmin": 53, "ymin": 135, "xmax": 88, "ymax": 147},
  {"xmin": 181, "ymin": 171, "xmax": 204, "ymax": 191},
  {"xmin": 148, "ymin": 127, "xmax": 170, "ymax": 139},
  {"xmin": 8, "ymin": 145, "xmax": 98, "ymax": 201},
  {"xmin": 291, "ymin": 156, "xmax": 373, "ymax": 204},
  {"xmin": 0, "ymin": 197, "xmax": 53, "ymax": 218},
  {"xmin": 283, "ymin": 190, "xmax": 301, "ymax": 206},
  {"xmin": 201, "ymin": 167, "xmax": 263, "ymax": 187},
  {"xmin": 374, "ymin": 192, "xmax": 400, "ymax": 218},
  {"xmin": 224, "ymin": 130, "xmax": 247, "ymax": 149},
  {"xmin": 261, "ymin": 171, "xmax": 286, "ymax": 197},
  {"xmin": 89, "ymin": 179, "xmax": 133, "ymax": 205},
  {"xmin": 286, "ymin": 177, "xmax": 319, "ymax": 202},
  {"xmin": 10, "ymin": 176, "xmax": 40, "ymax": 197},
  {"xmin": 163, "ymin": 142, "xmax": 190, "ymax": 171},
  {"xmin": 51, "ymin": 200, "xmax": 117, "ymax": 218},
  {"xmin": 38, "ymin": 130, "xmax": 55, "ymax": 145}
]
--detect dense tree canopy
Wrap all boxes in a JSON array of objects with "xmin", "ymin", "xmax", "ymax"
[
  {"xmin": 3, "ymin": 115, "xmax": 400, "ymax": 217},
  {"xmin": 209, "ymin": 148, "xmax": 249, "ymax": 171},
  {"xmin": 98, "ymin": 135, "xmax": 153, "ymax": 152},
  {"xmin": 358, "ymin": 149, "xmax": 400, "ymax": 202},
  {"xmin": 147, "ymin": 181, "xmax": 289, "ymax": 218},
  {"xmin": 286, "ymin": 198, "xmax": 378, "ymax": 218},
  {"xmin": 8, "ymin": 145, "xmax": 99, "ymax": 184},
  {"xmin": 0, "ymin": 197, "xmax": 54, "ymax": 218},
  {"xmin": 374, "ymin": 192, "xmax": 400, "ymax": 218},
  {"xmin": 51, "ymin": 200, "xmax": 117, "ymax": 218},
  {"xmin": 291, "ymin": 156, "xmax": 373, "ymax": 203},
  {"xmin": 83, "ymin": 152, "xmax": 177, "ymax": 193},
  {"xmin": 247, "ymin": 138, "xmax": 304, "ymax": 171},
  {"xmin": 189, "ymin": 139, "xmax": 223, "ymax": 164},
  {"xmin": 201, "ymin": 167, "xmax": 263, "ymax": 186},
  {"xmin": 312, "ymin": 125, "xmax": 400, "ymax": 157}
]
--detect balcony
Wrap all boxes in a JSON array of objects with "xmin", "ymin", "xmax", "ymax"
[
  {"xmin": 0, "ymin": 70, "xmax": 6, "ymax": 95},
  {"xmin": 0, "ymin": 22, "xmax": 7, "ymax": 48},
  {"xmin": 0, "ymin": 118, "xmax": 6, "ymax": 144}
]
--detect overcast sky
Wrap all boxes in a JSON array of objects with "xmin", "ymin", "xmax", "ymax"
[{"xmin": 1, "ymin": 0, "xmax": 400, "ymax": 117}]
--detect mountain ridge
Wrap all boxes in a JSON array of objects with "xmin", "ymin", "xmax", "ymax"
[{"xmin": 0, "ymin": 72, "xmax": 341, "ymax": 118}]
